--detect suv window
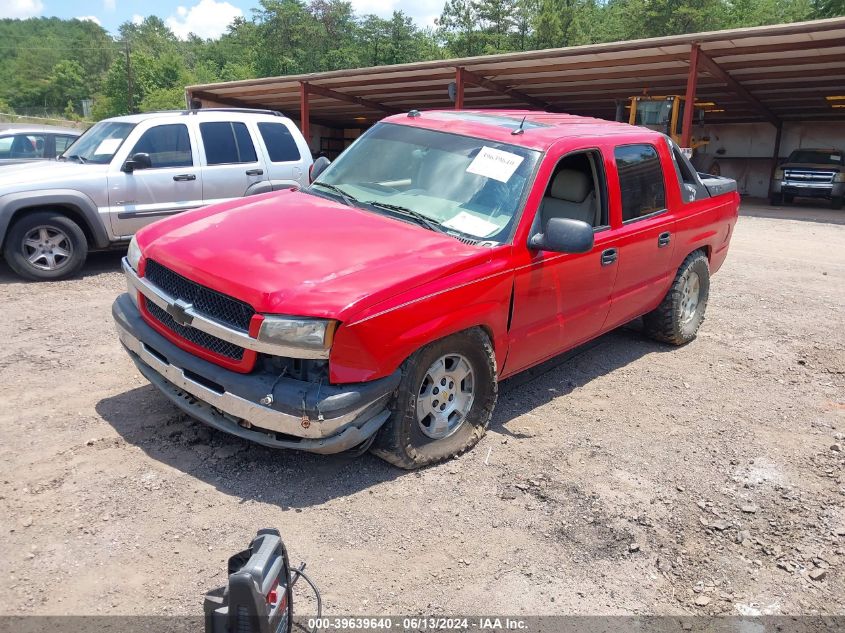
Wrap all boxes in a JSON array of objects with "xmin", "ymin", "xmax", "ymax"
[
  {"xmin": 54, "ymin": 135, "xmax": 76, "ymax": 156},
  {"xmin": 9, "ymin": 134, "xmax": 46, "ymax": 159},
  {"xmin": 539, "ymin": 150, "xmax": 608, "ymax": 231},
  {"xmin": 257, "ymin": 122, "xmax": 301, "ymax": 162},
  {"xmin": 200, "ymin": 121, "xmax": 257, "ymax": 165},
  {"xmin": 614, "ymin": 144, "xmax": 666, "ymax": 222},
  {"xmin": 130, "ymin": 124, "xmax": 193, "ymax": 168}
]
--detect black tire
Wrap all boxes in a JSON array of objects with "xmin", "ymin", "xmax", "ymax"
[
  {"xmin": 832, "ymin": 196, "xmax": 843, "ymax": 210},
  {"xmin": 3, "ymin": 211, "xmax": 87, "ymax": 281},
  {"xmin": 783, "ymin": 194, "xmax": 795, "ymax": 204},
  {"xmin": 643, "ymin": 250, "xmax": 710, "ymax": 346},
  {"xmin": 370, "ymin": 328, "xmax": 497, "ymax": 469},
  {"xmin": 769, "ymin": 193, "xmax": 782, "ymax": 206}
]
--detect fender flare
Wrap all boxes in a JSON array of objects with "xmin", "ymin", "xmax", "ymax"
[{"xmin": 0, "ymin": 189, "xmax": 110, "ymax": 249}]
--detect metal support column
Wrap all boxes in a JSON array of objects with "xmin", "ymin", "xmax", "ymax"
[{"xmin": 681, "ymin": 43, "xmax": 700, "ymax": 149}]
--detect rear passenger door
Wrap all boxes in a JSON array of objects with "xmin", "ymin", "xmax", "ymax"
[
  {"xmin": 603, "ymin": 142, "xmax": 676, "ymax": 330},
  {"xmin": 256, "ymin": 121, "xmax": 308, "ymax": 189},
  {"xmin": 198, "ymin": 120, "xmax": 268, "ymax": 205}
]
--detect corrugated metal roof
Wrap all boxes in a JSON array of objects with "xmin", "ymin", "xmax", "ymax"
[{"xmin": 187, "ymin": 17, "xmax": 845, "ymax": 128}]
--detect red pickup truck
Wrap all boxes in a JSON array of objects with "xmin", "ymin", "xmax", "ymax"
[{"xmin": 113, "ymin": 110, "xmax": 739, "ymax": 469}]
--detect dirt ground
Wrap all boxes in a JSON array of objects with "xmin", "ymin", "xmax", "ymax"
[{"xmin": 0, "ymin": 200, "xmax": 843, "ymax": 618}]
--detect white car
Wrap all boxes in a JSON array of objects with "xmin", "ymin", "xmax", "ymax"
[{"xmin": 0, "ymin": 109, "xmax": 313, "ymax": 280}]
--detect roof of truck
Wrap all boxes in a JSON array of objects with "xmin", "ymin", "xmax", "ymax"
[
  {"xmin": 382, "ymin": 109, "xmax": 658, "ymax": 151},
  {"xmin": 104, "ymin": 108, "xmax": 291, "ymax": 125}
]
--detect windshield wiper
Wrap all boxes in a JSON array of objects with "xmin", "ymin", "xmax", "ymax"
[
  {"xmin": 363, "ymin": 201, "xmax": 451, "ymax": 235},
  {"xmin": 309, "ymin": 182, "xmax": 357, "ymax": 206},
  {"xmin": 63, "ymin": 154, "xmax": 87, "ymax": 164}
]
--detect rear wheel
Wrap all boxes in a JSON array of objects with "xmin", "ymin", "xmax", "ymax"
[
  {"xmin": 371, "ymin": 328, "xmax": 497, "ymax": 469},
  {"xmin": 643, "ymin": 250, "xmax": 710, "ymax": 346},
  {"xmin": 3, "ymin": 211, "xmax": 87, "ymax": 281}
]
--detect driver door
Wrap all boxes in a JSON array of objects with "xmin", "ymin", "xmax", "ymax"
[
  {"xmin": 108, "ymin": 123, "xmax": 203, "ymax": 238},
  {"xmin": 505, "ymin": 145, "xmax": 620, "ymax": 375}
]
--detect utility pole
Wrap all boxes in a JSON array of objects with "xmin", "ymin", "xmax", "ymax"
[{"xmin": 124, "ymin": 41, "xmax": 134, "ymax": 113}]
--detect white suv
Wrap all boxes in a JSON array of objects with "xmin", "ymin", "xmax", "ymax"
[{"xmin": 0, "ymin": 109, "xmax": 313, "ymax": 280}]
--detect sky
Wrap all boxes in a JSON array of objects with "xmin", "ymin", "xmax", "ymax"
[{"xmin": 0, "ymin": 0, "xmax": 444, "ymax": 37}]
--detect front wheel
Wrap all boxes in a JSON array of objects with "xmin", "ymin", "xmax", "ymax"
[
  {"xmin": 3, "ymin": 211, "xmax": 87, "ymax": 281},
  {"xmin": 643, "ymin": 250, "xmax": 710, "ymax": 346},
  {"xmin": 371, "ymin": 328, "xmax": 497, "ymax": 469}
]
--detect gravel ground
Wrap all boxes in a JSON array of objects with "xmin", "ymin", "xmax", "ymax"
[{"xmin": 0, "ymin": 200, "xmax": 843, "ymax": 617}]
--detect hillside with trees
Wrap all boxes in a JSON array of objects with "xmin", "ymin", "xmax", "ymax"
[{"xmin": 0, "ymin": 0, "xmax": 842, "ymax": 121}]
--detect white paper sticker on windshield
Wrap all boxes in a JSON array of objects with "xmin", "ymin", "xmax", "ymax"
[
  {"xmin": 94, "ymin": 138, "xmax": 122, "ymax": 155},
  {"xmin": 831, "ymin": 154, "xmax": 842, "ymax": 162},
  {"xmin": 466, "ymin": 146, "xmax": 524, "ymax": 183},
  {"xmin": 443, "ymin": 211, "xmax": 500, "ymax": 237}
]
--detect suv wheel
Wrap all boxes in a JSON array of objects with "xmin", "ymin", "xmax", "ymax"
[
  {"xmin": 4, "ymin": 211, "xmax": 87, "ymax": 281},
  {"xmin": 371, "ymin": 328, "xmax": 497, "ymax": 469},
  {"xmin": 643, "ymin": 250, "xmax": 710, "ymax": 346}
]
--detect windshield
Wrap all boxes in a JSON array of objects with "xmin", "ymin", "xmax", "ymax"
[
  {"xmin": 634, "ymin": 100, "xmax": 674, "ymax": 126},
  {"xmin": 787, "ymin": 149, "xmax": 844, "ymax": 166},
  {"xmin": 311, "ymin": 123, "xmax": 541, "ymax": 243},
  {"xmin": 60, "ymin": 121, "xmax": 136, "ymax": 165}
]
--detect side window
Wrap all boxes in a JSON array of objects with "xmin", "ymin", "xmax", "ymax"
[
  {"xmin": 538, "ymin": 150, "xmax": 608, "ymax": 229},
  {"xmin": 0, "ymin": 136, "xmax": 12, "ymax": 158},
  {"xmin": 129, "ymin": 124, "xmax": 193, "ymax": 168},
  {"xmin": 257, "ymin": 122, "xmax": 301, "ymax": 162},
  {"xmin": 614, "ymin": 144, "xmax": 666, "ymax": 222},
  {"xmin": 11, "ymin": 134, "xmax": 46, "ymax": 158},
  {"xmin": 54, "ymin": 135, "xmax": 76, "ymax": 156},
  {"xmin": 200, "ymin": 121, "xmax": 258, "ymax": 165}
]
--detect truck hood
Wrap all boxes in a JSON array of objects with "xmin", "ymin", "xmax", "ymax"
[
  {"xmin": 0, "ymin": 160, "xmax": 107, "ymax": 190},
  {"xmin": 137, "ymin": 189, "xmax": 490, "ymax": 319}
]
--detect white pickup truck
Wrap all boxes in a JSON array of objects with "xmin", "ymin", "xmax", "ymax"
[{"xmin": 0, "ymin": 108, "xmax": 313, "ymax": 280}]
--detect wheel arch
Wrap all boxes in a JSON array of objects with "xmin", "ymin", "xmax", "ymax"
[{"xmin": 0, "ymin": 191, "xmax": 110, "ymax": 251}]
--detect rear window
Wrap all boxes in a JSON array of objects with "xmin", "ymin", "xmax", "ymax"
[
  {"xmin": 257, "ymin": 122, "xmax": 301, "ymax": 162},
  {"xmin": 200, "ymin": 121, "xmax": 257, "ymax": 165},
  {"xmin": 615, "ymin": 144, "xmax": 666, "ymax": 222}
]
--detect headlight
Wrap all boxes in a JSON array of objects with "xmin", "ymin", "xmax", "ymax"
[
  {"xmin": 774, "ymin": 168, "xmax": 784, "ymax": 180},
  {"xmin": 127, "ymin": 236, "xmax": 142, "ymax": 271},
  {"xmin": 834, "ymin": 172, "xmax": 844, "ymax": 183},
  {"xmin": 257, "ymin": 317, "xmax": 338, "ymax": 353}
]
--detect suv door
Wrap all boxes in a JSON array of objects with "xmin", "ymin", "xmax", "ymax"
[
  {"xmin": 198, "ymin": 120, "xmax": 268, "ymax": 204},
  {"xmin": 255, "ymin": 120, "xmax": 308, "ymax": 188},
  {"xmin": 108, "ymin": 122, "xmax": 203, "ymax": 237},
  {"xmin": 602, "ymin": 142, "xmax": 676, "ymax": 330},
  {"xmin": 506, "ymin": 145, "xmax": 619, "ymax": 374}
]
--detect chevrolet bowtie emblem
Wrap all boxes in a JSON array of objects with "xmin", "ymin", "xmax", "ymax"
[{"xmin": 166, "ymin": 299, "xmax": 194, "ymax": 327}]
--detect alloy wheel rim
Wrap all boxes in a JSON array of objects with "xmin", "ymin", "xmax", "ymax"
[
  {"xmin": 22, "ymin": 226, "xmax": 73, "ymax": 271},
  {"xmin": 416, "ymin": 353, "xmax": 475, "ymax": 439},
  {"xmin": 680, "ymin": 271, "xmax": 700, "ymax": 325}
]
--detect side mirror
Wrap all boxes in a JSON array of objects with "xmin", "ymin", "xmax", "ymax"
[
  {"xmin": 122, "ymin": 152, "xmax": 152, "ymax": 173},
  {"xmin": 309, "ymin": 156, "xmax": 331, "ymax": 183},
  {"xmin": 528, "ymin": 217, "xmax": 594, "ymax": 254}
]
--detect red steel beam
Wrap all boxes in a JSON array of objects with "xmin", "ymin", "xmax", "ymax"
[
  {"xmin": 458, "ymin": 67, "xmax": 549, "ymax": 110},
  {"xmin": 697, "ymin": 48, "xmax": 780, "ymax": 127},
  {"xmin": 303, "ymin": 82, "xmax": 400, "ymax": 114},
  {"xmin": 681, "ymin": 43, "xmax": 700, "ymax": 148},
  {"xmin": 299, "ymin": 82, "xmax": 310, "ymax": 150},
  {"xmin": 455, "ymin": 67, "xmax": 465, "ymax": 109}
]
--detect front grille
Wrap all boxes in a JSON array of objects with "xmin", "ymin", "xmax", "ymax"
[
  {"xmin": 144, "ymin": 259, "xmax": 254, "ymax": 331},
  {"xmin": 784, "ymin": 169, "xmax": 836, "ymax": 184},
  {"xmin": 146, "ymin": 299, "xmax": 245, "ymax": 361}
]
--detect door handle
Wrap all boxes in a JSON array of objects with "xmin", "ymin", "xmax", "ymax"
[
  {"xmin": 173, "ymin": 174, "xmax": 196, "ymax": 181},
  {"xmin": 658, "ymin": 231, "xmax": 671, "ymax": 248},
  {"xmin": 245, "ymin": 168, "xmax": 264, "ymax": 176},
  {"xmin": 601, "ymin": 248, "xmax": 618, "ymax": 266}
]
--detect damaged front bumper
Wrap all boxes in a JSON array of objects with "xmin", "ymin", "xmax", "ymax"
[{"xmin": 112, "ymin": 293, "xmax": 399, "ymax": 454}]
